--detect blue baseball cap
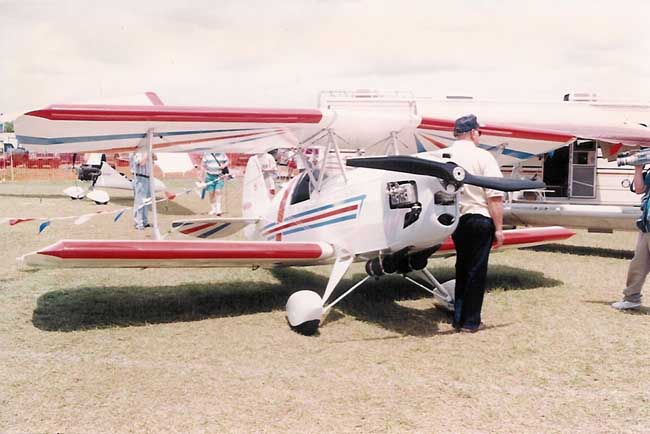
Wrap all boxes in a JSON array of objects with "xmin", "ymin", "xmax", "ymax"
[{"xmin": 453, "ymin": 114, "xmax": 481, "ymax": 136}]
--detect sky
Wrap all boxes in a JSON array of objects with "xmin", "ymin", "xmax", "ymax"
[{"xmin": 1, "ymin": 0, "xmax": 649, "ymax": 119}]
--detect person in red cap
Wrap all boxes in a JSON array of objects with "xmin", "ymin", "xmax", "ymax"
[{"xmin": 447, "ymin": 114, "xmax": 504, "ymax": 332}]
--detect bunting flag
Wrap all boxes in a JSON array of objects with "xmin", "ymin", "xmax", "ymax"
[
  {"xmin": 74, "ymin": 214, "xmax": 94, "ymax": 225},
  {"xmin": 10, "ymin": 218, "xmax": 35, "ymax": 226},
  {"xmin": 38, "ymin": 221, "xmax": 52, "ymax": 233},
  {"xmin": 113, "ymin": 209, "xmax": 126, "ymax": 222},
  {"xmin": 2, "ymin": 173, "xmax": 233, "ymax": 234}
]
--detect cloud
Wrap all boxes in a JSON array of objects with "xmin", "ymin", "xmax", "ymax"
[{"xmin": 2, "ymin": 0, "xmax": 650, "ymax": 116}]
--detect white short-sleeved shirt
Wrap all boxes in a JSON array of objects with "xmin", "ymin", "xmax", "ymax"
[
  {"xmin": 201, "ymin": 152, "xmax": 229, "ymax": 175},
  {"xmin": 447, "ymin": 140, "xmax": 504, "ymax": 218},
  {"xmin": 130, "ymin": 151, "xmax": 150, "ymax": 176}
]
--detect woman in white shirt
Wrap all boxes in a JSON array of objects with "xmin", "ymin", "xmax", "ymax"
[{"xmin": 200, "ymin": 152, "xmax": 229, "ymax": 215}]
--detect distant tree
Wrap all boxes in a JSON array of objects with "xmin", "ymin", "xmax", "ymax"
[{"xmin": 3, "ymin": 122, "xmax": 14, "ymax": 133}]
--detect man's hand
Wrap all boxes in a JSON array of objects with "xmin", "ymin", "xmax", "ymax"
[{"xmin": 493, "ymin": 230, "xmax": 504, "ymax": 249}]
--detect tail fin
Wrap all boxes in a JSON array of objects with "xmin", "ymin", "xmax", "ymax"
[{"xmin": 242, "ymin": 155, "xmax": 272, "ymax": 218}]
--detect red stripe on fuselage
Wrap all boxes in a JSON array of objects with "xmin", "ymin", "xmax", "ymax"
[
  {"xmin": 27, "ymin": 105, "xmax": 323, "ymax": 124},
  {"xmin": 275, "ymin": 181, "xmax": 294, "ymax": 241},
  {"xmin": 264, "ymin": 204, "xmax": 359, "ymax": 236}
]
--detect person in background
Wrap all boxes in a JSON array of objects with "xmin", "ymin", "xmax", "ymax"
[
  {"xmin": 130, "ymin": 147, "xmax": 151, "ymax": 230},
  {"xmin": 200, "ymin": 152, "xmax": 229, "ymax": 216},
  {"xmin": 257, "ymin": 151, "xmax": 279, "ymax": 196},
  {"xmin": 447, "ymin": 114, "xmax": 504, "ymax": 333},
  {"xmin": 612, "ymin": 164, "xmax": 650, "ymax": 310}
]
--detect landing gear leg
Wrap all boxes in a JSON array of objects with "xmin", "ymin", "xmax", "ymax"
[{"xmin": 404, "ymin": 269, "xmax": 455, "ymax": 311}]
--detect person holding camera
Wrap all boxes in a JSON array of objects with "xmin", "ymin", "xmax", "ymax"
[
  {"xmin": 612, "ymin": 164, "xmax": 649, "ymax": 310},
  {"xmin": 200, "ymin": 152, "xmax": 229, "ymax": 216}
]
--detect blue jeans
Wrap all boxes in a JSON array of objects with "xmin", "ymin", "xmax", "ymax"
[
  {"xmin": 452, "ymin": 214, "xmax": 495, "ymax": 330},
  {"xmin": 133, "ymin": 175, "xmax": 151, "ymax": 228}
]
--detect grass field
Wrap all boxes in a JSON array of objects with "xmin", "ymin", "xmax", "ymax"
[{"xmin": 1, "ymin": 178, "xmax": 649, "ymax": 433}]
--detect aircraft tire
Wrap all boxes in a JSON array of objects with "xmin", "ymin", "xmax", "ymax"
[{"xmin": 288, "ymin": 319, "xmax": 320, "ymax": 336}]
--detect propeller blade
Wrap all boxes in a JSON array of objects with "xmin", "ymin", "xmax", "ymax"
[
  {"xmin": 463, "ymin": 173, "xmax": 545, "ymax": 192},
  {"xmin": 346, "ymin": 155, "xmax": 545, "ymax": 192},
  {"xmin": 346, "ymin": 156, "xmax": 463, "ymax": 183}
]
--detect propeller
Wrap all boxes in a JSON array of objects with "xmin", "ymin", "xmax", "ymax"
[{"xmin": 346, "ymin": 155, "xmax": 546, "ymax": 192}]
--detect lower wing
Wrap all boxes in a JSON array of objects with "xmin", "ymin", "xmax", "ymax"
[{"xmin": 20, "ymin": 240, "xmax": 335, "ymax": 269}]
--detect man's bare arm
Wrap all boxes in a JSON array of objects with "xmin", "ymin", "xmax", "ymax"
[{"xmin": 487, "ymin": 195, "xmax": 504, "ymax": 248}]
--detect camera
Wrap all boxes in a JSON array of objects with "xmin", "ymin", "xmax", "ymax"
[{"xmin": 617, "ymin": 148, "xmax": 650, "ymax": 167}]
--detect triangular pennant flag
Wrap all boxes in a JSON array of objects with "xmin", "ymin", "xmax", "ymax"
[
  {"xmin": 165, "ymin": 191, "xmax": 177, "ymax": 201},
  {"xmin": 74, "ymin": 214, "xmax": 94, "ymax": 225},
  {"xmin": 10, "ymin": 218, "xmax": 35, "ymax": 226},
  {"xmin": 38, "ymin": 220, "xmax": 52, "ymax": 233},
  {"xmin": 114, "ymin": 209, "xmax": 126, "ymax": 222}
]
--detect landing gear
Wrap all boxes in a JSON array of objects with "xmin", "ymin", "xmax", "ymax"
[
  {"xmin": 284, "ymin": 252, "xmax": 457, "ymax": 335},
  {"xmin": 286, "ymin": 290, "xmax": 322, "ymax": 336},
  {"xmin": 405, "ymin": 269, "xmax": 455, "ymax": 311},
  {"xmin": 285, "ymin": 256, "xmax": 356, "ymax": 336}
]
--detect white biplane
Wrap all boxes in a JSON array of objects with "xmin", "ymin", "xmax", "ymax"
[{"xmin": 15, "ymin": 102, "xmax": 576, "ymax": 334}]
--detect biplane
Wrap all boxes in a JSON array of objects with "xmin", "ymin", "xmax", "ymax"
[{"xmin": 15, "ymin": 101, "xmax": 576, "ymax": 334}]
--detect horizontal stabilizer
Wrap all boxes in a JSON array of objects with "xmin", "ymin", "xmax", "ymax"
[
  {"xmin": 19, "ymin": 239, "xmax": 335, "ymax": 269},
  {"xmin": 171, "ymin": 217, "xmax": 260, "ymax": 239}
]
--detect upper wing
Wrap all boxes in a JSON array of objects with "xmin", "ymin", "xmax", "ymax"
[
  {"xmin": 20, "ymin": 239, "xmax": 335, "ymax": 268},
  {"xmin": 14, "ymin": 105, "xmax": 329, "ymax": 154},
  {"xmin": 15, "ymin": 102, "xmax": 576, "ymax": 160},
  {"xmin": 415, "ymin": 117, "xmax": 575, "ymax": 166}
]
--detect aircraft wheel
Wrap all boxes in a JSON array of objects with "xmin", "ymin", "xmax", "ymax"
[
  {"xmin": 438, "ymin": 279, "xmax": 456, "ymax": 311},
  {"xmin": 286, "ymin": 290, "xmax": 323, "ymax": 336}
]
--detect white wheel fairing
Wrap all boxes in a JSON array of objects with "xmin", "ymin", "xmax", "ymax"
[{"xmin": 286, "ymin": 290, "xmax": 323, "ymax": 334}]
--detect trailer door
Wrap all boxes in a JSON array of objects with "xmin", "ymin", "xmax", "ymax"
[{"xmin": 569, "ymin": 140, "xmax": 597, "ymax": 198}]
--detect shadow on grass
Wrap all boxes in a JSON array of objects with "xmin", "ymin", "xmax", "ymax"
[
  {"xmin": 526, "ymin": 244, "xmax": 634, "ymax": 260},
  {"xmin": 33, "ymin": 264, "xmax": 561, "ymax": 335}
]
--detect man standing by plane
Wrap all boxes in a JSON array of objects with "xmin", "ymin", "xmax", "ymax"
[
  {"xmin": 130, "ymin": 147, "xmax": 151, "ymax": 230},
  {"xmin": 612, "ymin": 164, "xmax": 649, "ymax": 310},
  {"xmin": 447, "ymin": 114, "xmax": 504, "ymax": 332}
]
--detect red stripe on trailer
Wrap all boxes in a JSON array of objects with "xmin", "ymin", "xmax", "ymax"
[
  {"xmin": 26, "ymin": 105, "xmax": 324, "ymax": 124},
  {"xmin": 37, "ymin": 240, "xmax": 327, "ymax": 260}
]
